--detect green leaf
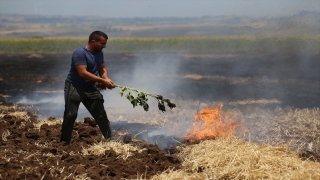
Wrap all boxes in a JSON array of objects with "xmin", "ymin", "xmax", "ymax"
[
  {"xmin": 131, "ymin": 99, "xmax": 138, "ymax": 108},
  {"xmin": 138, "ymin": 92, "xmax": 146, "ymax": 99},
  {"xmin": 121, "ymin": 87, "xmax": 127, "ymax": 92},
  {"xmin": 142, "ymin": 102, "xmax": 149, "ymax": 111},
  {"xmin": 125, "ymin": 92, "xmax": 134, "ymax": 101}
]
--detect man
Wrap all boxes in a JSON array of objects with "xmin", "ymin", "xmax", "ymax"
[{"xmin": 60, "ymin": 31, "xmax": 115, "ymax": 144}]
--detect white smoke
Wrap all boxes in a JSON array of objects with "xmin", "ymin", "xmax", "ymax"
[{"xmin": 16, "ymin": 95, "xmax": 63, "ymax": 105}]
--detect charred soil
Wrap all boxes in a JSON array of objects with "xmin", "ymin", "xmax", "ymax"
[
  {"xmin": 0, "ymin": 52, "xmax": 319, "ymax": 179},
  {"xmin": 0, "ymin": 52, "xmax": 319, "ymax": 108},
  {"xmin": 0, "ymin": 107, "xmax": 181, "ymax": 179}
]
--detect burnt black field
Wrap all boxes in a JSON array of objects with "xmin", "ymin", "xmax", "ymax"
[{"xmin": 0, "ymin": 52, "xmax": 319, "ymax": 110}]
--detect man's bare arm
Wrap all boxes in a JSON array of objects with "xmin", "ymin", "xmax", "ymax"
[
  {"xmin": 99, "ymin": 63, "xmax": 109, "ymax": 79},
  {"xmin": 99, "ymin": 63, "xmax": 115, "ymax": 89},
  {"xmin": 75, "ymin": 65, "xmax": 114, "ymax": 89}
]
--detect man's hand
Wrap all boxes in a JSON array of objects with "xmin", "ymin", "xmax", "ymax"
[{"xmin": 102, "ymin": 78, "xmax": 115, "ymax": 89}]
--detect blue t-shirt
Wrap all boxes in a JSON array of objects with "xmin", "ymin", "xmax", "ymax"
[{"xmin": 66, "ymin": 46, "xmax": 104, "ymax": 89}]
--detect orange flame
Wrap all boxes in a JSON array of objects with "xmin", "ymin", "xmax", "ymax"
[{"xmin": 183, "ymin": 104, "xmax": 241, "ymax": 142}]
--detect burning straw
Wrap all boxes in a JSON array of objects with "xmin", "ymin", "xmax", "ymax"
[{"xmin": 182, "ymin": 104, "xmax": 244, "ymax": 143}]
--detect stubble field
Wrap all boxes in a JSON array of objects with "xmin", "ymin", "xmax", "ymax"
[{"xmin": 0, "ymin": 38, "xmax": 320, "ymax": 179}]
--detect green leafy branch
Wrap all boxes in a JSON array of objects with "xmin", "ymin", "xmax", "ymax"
[{"xmin": 95, "ymin": 83, "xmax": 176, "ymax": 112}]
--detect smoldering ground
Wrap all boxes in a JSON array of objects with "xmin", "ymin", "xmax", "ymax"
[
  {"xmin": 4, "ymin": 48, "xmax": 318, "ymax": 151},
  {"xmin": 7, "ymin": 50, "xmax": 320, "ymax": 116}
]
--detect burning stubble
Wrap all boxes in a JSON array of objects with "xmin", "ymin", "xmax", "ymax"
[
  {"xmin": 138, "ymin": 103, "xmax": 248, "ymax": 150},
  {"xmin": 182, "ymin": 104, "xmax": 246, "ymax": 142},
  {"xmin": 7, "ymin": 45, "xmax": 320, "ymax": 153}
]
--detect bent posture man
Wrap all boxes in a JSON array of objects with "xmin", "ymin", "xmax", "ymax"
[{"xmin": 61, "ymin": 31, "xmax": 114, "ymax": 144}]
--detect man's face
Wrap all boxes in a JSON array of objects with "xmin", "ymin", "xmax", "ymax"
[{"xmin": 92, "ymin": 36, "xmax": 107, "ymax": 52}]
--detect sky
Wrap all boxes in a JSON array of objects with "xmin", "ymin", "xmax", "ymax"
[{"xmin": 0, "ymin": 0, "xmax": 319, "ymax": 18}]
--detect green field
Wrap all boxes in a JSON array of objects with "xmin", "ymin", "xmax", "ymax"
[{"xmin": 0, "ymin": 36, "xmax": 320, "ymax": 54}]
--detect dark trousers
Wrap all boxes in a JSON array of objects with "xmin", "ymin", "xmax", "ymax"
[{"xmin": 60, "ymin": 81, "xmax": 111, "ymax": 144}]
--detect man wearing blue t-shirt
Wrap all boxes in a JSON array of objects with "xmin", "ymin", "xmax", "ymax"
[{"xmin": 61, "ymin": 31, "xmax": 115, "ymax": 144}]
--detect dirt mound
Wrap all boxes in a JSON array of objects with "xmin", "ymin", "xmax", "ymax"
[{"xmin": 0, "ymin": 108, "xmax": 181, "ymax": 179}]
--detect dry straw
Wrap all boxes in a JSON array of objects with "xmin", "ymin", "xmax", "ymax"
[
  {"xmin": 33, "ymin": 117, "xmax": 62, "ymax": 130},
  {"xmin": 152, "ymin": 137, "xmax": 320, "ymax": 180},
  {"xmin": 81, "ymin": 141, "xmax": 144, "ymax": 160},
  {"xmin": 2, "ymin": 102, "xmax": 320, "ymax": 179}
]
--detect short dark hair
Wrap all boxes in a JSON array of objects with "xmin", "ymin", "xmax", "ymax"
[{"xmin": 88, "ymin": 31, "xmax": 108, "ymax": 43}]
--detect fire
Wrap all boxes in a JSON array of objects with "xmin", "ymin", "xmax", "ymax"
[{"xmin": 183, "ymin": 104, "xmax": 240, "ymax": 142}]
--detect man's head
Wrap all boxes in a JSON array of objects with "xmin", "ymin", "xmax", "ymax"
[{"xmin": 87, "ymin": 31, "xmax": 108, "ymax": 52}]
